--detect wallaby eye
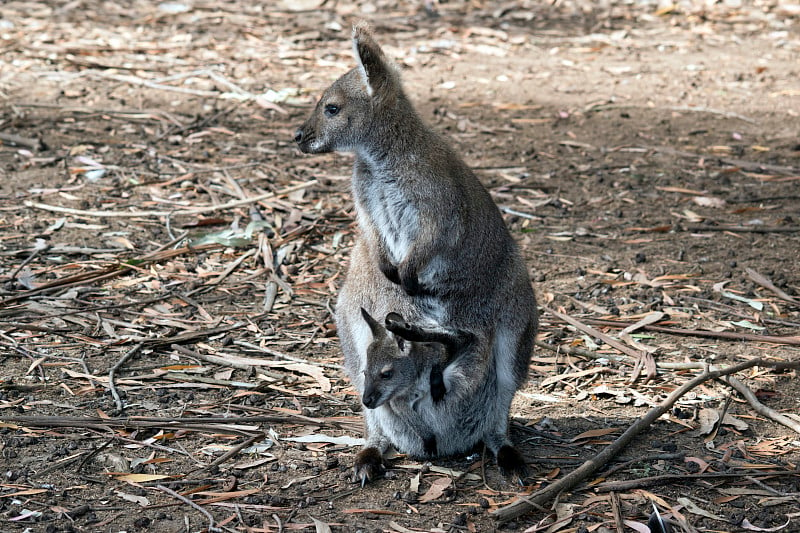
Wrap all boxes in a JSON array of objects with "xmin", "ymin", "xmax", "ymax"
[
  {"xmin": 380, "ymin": 369, "xmax": 393, "ymax": 380},
  {"xmin": 324, "ymin": 104, "xmax": 340, "ymax": 117}
]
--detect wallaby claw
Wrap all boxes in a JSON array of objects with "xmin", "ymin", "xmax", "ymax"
[
  {"xmin": 353, "ymin": 447, "xmax": 385, "ymax": 487},
  {"xmin": 379, "ymin": 260, "xmax": 400, "ymax": 285}
]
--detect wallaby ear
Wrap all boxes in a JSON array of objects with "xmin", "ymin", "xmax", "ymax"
[
  {"xmin": 352, "ymin": 20, "xmax": 393, "ymax": 98},
  {"xmin": 360, "ymin": 307, "xmax": 384, "ymax": 339}
]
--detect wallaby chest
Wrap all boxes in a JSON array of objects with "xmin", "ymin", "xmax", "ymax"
[{"xmin": 352, "ymin": 160, "xmax": 421, "ymax": 264}]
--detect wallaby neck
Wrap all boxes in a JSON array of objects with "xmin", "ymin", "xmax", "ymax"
[{"xmin": 355, "ymin": 98, "xmax": 436, "ymax": 173}]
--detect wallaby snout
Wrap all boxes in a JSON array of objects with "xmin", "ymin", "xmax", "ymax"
[
  {"xmin": 293, "ymin": 121, "xmax": 317, "ymax": 154},
  {"xmin": 293, "ymin": 127, "xmax": 305, "ymax": 146}
]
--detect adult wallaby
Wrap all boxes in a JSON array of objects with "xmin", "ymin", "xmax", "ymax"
[{"xmin": 296, "ymin": 23, "xmax": 538, "ymax": 478}]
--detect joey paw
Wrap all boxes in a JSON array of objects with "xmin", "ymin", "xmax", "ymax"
[
  {"xmin": 353, "ymin": 447, "xmax": 385, "ymax": 487},
  {"xmin": 430, "ymin": 364, "xmax": 446, "ymax": 402},
  {"xmin": 496, "ymin": 444, "xmax": 529, "ymax": 483},
  {"xmin": 399, "ymin": 270, "xmax": 423, "ymax": 296}
]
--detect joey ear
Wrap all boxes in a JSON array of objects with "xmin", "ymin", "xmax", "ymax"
[
  {"xmin": 384, "ymin": 312, "xmax": 406, "ymax": 329},
  {"xmin": 352, "ymin": 20, "xmax": 392, "ymax": 97},
  {"xmin": 360, "ymin": 307, "xmax": 384, "ymax": 339}
]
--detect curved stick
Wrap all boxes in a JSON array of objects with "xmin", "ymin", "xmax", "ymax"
[{"xmin": 491, "ymin": 357, "xmax": 800, "ymax": 523}]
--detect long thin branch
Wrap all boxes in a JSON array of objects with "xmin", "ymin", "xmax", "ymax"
[
  {"xmin": 23, "ymin": 180, "xmax": 316, "ymax": 218},
  {"xmin": 108, "ymin": 342, "xmax": 143, "ymax": 413},
  {"xmin": 544, "ymin": 307, "xmax": 644, "ymax": 359},
  {"xmin": 491, "ymin": 357, "xmax": 800, "ymax": 523},
  {"xmin": 557, "ymin": 316, "xmax": 800, "ymax": 346},
  {"xmin": 592, "ymin": 469, "xmax": 800, "ymax": 492}
]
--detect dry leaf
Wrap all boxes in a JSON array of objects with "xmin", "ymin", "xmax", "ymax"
[
  {"xmin": 419, "ymin": 477, "xmax": 452, "ymax": 503},
  {"xmin": 677, "ymin": 496, "xmax": 725, "ymax": 521},
  {"xmin": 571, "ymin": 427, "xmax": 620, "ymax": 441},
  {"xmin": 109, "ymin": 473, "xmax": 172, "ymax": 483},
  {"xmin": 115, "ymin": 490, "xmax": 149, "ymax": 506},
  {"xmin": 741, "ymin": 517, "xmax": 792, "ymax": 531},
  {"xmin": 312, "ymin": 517, "xmax": 333, "ymax": 533}
]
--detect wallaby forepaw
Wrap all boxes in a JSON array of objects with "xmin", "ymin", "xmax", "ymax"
[
  {"xmin": 379, "ymin": 260, "xmax": 400, "ymax": 285},
  {"xmin": 496, "ymin": 444, "xmax": 528, "ymax": 482},
  {"xmin": 353, "ymin": 447, "xmax": 385, "ymax": 486},
  {"xmin": 399, "ymin": 269, "xmax": 423, "ymax": 296},
  {"xmin": 423, "ymin": 435, "xmax": 438, "ymax": 457}
]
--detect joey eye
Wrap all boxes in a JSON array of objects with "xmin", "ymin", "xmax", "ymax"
[
  {"xmin": 380, "ymin": 370, "xmax": 393, "ymax": 380},
  {"xmin": 324, "ymin": 104, "xmax": 340, "ymax": 117}
]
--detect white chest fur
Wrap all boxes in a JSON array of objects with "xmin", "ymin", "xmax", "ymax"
[{"xmin": 354, "ymin": 171, "xmax": 419, "ymax": 264}]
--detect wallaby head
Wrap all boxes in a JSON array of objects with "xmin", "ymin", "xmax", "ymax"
[
  {"xmin": 294, "ymin": 21, "xmax": 403, "ymax": 154},
  {"xmin": 360, "ymin": 307, "xmax": 417, "ymax": 410}
]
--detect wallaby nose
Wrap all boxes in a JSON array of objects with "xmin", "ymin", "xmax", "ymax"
[{"xmin": 293, "ymin": 128, "xmax": 304, "ymax": 144}]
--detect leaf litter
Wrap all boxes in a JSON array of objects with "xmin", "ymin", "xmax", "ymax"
[{"xmin": 1, "ymin": 0, "xmax": 799, "ymax": 531}]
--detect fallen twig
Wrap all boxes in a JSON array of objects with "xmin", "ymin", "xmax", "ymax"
[
  {"xmin": 592, "ymin": 469, "xmax": 800, "ymax": 492},
  {"xmin": 554, "ymin": 316, "xmax": 800, "ymax": 346},
  {"xmin": 108, "ymin": 342, "xmax": 143, "ymax": 413},
  {"xmin": 0, "ymin": 132, "xmax": 43, "ymax": 150},
  {"xmin": 685, "ymin": 225, "xmax": 800, "ymax": 234},
  {"xmin": 545, "ymin": 306, "xmax": 644, "ymax": 360},
  {"xmin": 491, "ymin": 357, "xmax": 800, "ymax": 522},
  {"xmin": 201, "ymin": 431, "xmax": 268, "ymax": 471},
  {"xmin": 649, "ymin": 145, "xmax": 798, "ymax": 175},
  {"xmin": 0, "ymin": 243, "xmax": 223, "ymax": 306},
  {"xmin": 720, "ymin": 375, "xmax": 800, "ymax": 435},
  {"xmin": 157, "ymin": 484, "xmax": 220, "ymax": 533},
  {"xmin": 0, "ymin": 414, "xmax": 350, "ymax": 432}
]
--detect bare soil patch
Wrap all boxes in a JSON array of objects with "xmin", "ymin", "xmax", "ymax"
[{"xmin": 1, "ymin": 1, "xmax": 799, "ymax": 532}]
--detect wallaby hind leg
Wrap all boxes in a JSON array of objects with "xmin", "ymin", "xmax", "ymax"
[{"xmin": 484, "ymin": 416, "xmax": 529, "ymax": 482}]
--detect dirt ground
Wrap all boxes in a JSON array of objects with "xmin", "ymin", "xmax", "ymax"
[{"xmin": 1, "ymin": 1, "xmax": 799, "ymax": 532}]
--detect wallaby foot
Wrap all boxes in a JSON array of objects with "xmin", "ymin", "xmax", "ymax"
[
  {"xmin": 353, "ymin": 447, "xmax": 385, "ymax": 486},
  {"xmin": 423, "ymin": 435, "xmax": 438, "ymax": 456},
  {"xmin": 496, "ymin": 444, "xmax": 528, "ymax": 482},
  {"xmin": 430, "ymin": 363, "xmax": 446, "ymax": 402}
]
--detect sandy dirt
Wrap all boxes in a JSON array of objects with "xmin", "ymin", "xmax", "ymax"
[{"xmin": 1, "ymin": 1, "xmax": 799, "ymax": 532}]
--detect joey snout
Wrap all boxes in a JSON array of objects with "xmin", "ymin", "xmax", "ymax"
[{"xmin": 362, "ymin": 387, "xmax": 385, "ymax": 410}]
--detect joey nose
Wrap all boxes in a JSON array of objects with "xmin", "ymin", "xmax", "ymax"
[
  {"xmin": 293, "ymin": 128, "xmax": 304, "ymax": 144},
  {"xmin": 363, "ymin": 391, "xmax": 379, "ymax": 409}
]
